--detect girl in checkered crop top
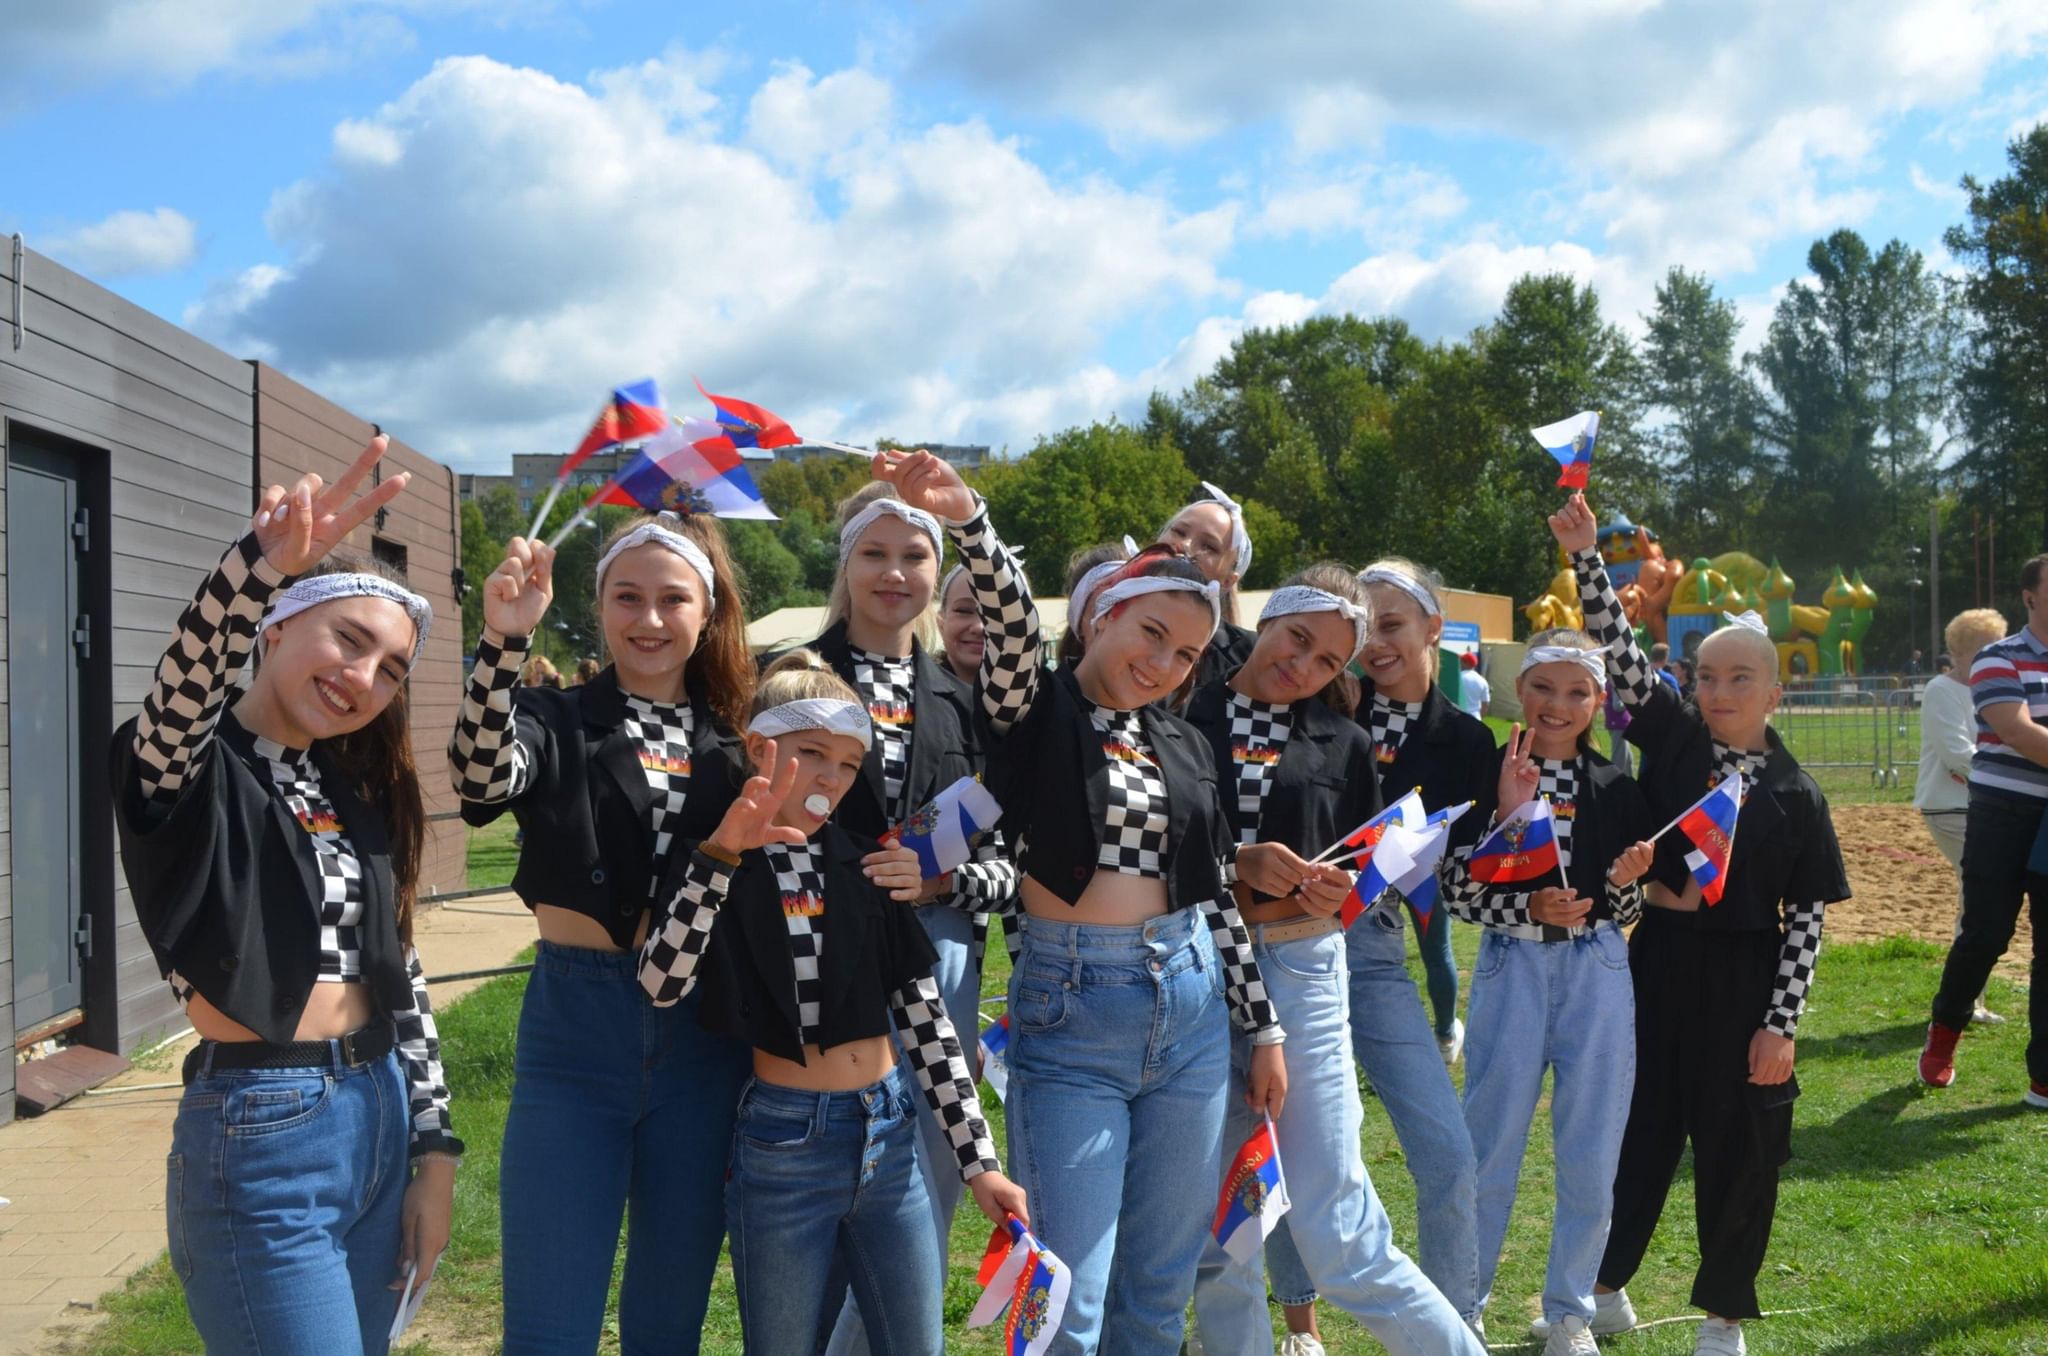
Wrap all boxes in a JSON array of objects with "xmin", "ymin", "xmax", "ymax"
[
  {"xmin": 448, "ymin": 512, "xmax": 758, "ymax": 1352},
  {"xmin": 870, "ymin": 448, "xmax": 1286, "ymax": 1353},
  {"xmin": 1438, "ymin": 633, "xmax": 1656, "ymax": 1340},
  {"xmin": 639, "ymin": 655, "xmax": 1025, "ymax": 1355},
  {"xmin": 109, "ymin": 440, "xmax": 459, "ymax": 1355}
]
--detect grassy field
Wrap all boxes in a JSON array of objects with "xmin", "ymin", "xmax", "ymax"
[{"xmin": 67, "ymin": 903, "xmax": 2044, "ymax": 1354}]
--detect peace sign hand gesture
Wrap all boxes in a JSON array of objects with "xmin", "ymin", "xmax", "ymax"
[
  {"xmin": 871, "ymin": 448, "xmax": 976, "ymax": 524},
  {"xmin": 1497, "ymin": 723, "xmax": 1540, "ymax": 814},
  {"xmin": 706, "ymin": 742, "xmax": 808, "ymax": 858},
  {"xmin": 252, "ymin": 435, "xmax": 411, "ymax": 576}
]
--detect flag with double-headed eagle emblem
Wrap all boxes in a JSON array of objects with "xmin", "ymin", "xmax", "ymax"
[
  {"xmin": 969, "ymin": 1214, "xmax": 1071, "ymax": 1355},
  {"xmin": 1675, "ymin": 774, "xmax": 1742, "ymax": 904},
  {"xmin": 1211, "ymin": 1116, "xmax": 1290, "ymax": 1264}
]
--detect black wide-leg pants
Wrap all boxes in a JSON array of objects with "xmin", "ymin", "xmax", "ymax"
[{"xmin": 1597, "ymin": 907, "xmax": 1795, "ymax": 1320}]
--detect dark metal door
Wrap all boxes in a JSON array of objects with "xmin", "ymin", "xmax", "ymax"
[{"xmin": 7, "ymin": 437, "xmax": 86, "ymax": 1029}]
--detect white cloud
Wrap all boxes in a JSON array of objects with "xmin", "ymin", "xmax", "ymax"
[
  {"xmin": 1246, "ymin": 165, "xmax": 1468, "ymax": 247},
  {"xmin": 186, "ymin": 54, "xmax": 1236, "ymax": 467},
  {"xmin": 45, "ymin": 206, "xmax": 199, "ymax": 276},
  {"xmin": 1909, "ymin": 162, "xmax": 1968, "ymax": 208}
]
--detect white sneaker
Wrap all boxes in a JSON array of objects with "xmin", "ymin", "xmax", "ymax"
[
  {"xmin": 1532, "ymin": 1290, "xmax": 1637, "ymax": 1339},
  {"xmin": 1694, "ymin": 1317, "xmax": 1747, "ymax": 1356},
  {"xmin": 1277, "ymin": 1336, "xmax": 1326, "ymax": 1356},
  {"xmin": 1973, "ymin": 1003, "xmax": 2007, "ymax": 1025},
  {"xmin": 1439, "ymin": 1017, "xmax": 1466, "ymax": 1065},
  {"xmin": 1544, "ymin": 1315, "xmax": 1600, "ymax": 1356}
]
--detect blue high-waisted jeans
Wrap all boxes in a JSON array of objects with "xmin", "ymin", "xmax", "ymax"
[
  {"xmin": 499, "ymin": 941, "xmax": 749, "ymax": 1355},
  {"xmin": 1005, "ymin": 907, "xmax": 1230, "ymax": 1356},
  {"xmin": 168, "ymin": 1043, "xmax": 409, "ymax": 1356}
]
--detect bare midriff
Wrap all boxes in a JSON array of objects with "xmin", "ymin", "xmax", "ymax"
[
  {"xmin": 1645, "ymin": 880, "xmax": 1705, "ymax": 913},
  {"xmin": 533, "ymin": 902, "xmax": 650, "ymax": 952},
  {"xmin": 1020, "ymin": 870, "xmax": 1170, "ymax": 927},
  {"xmin": 754, "ymin": 1036, "xmax": 899, "ymax": 1091},
  {"xmin": 188, "ymin": 983, "xmax": 375, "ymax": 1043}
]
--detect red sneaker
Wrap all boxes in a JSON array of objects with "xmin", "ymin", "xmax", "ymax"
[{"xmin": 1919, "ymin": 1023, "xmax": 1961, "ymax": 1088}]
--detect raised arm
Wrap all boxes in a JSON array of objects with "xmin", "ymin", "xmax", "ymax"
[
  {"xmin": 449, "ymin": 539, "xmax": 555, "ymax": 805},
  {"xmin": 1551, "ymin": 494, "xmax": 1660, "ymax": 707}
]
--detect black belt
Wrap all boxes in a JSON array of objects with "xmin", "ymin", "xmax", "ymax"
[{"xmin": 182, "ymin": 1022, "xmax": 394, "ymax": 1084}]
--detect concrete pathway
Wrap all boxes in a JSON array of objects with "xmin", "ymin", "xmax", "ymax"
[{"xmin": 0, "ymin": 894, "xmax": 537, "ymax": 1354}]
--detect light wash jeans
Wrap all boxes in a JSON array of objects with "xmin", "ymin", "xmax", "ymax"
[
  {"xmin": 727, "ymin": 1064, "xmax": 942, "ymax": 1355},
  {"xmin": 822, "ymin": 904, "xmax": 980, "ymax": 1356},
  {"xmin": 1005, "ymin": 907, "xmax": 1230, "ymax": 1356},
  {"xmin": 1311, "ymin": 897, "xmax": 1481, "ymax": 1319},
  {"xmin": 1191, "ymin": 927, "xmax": 1487, "ymax": 1356},
  {"xmin": 500, "ymin": 943, "xmax": 749, "ymax": 1356},
  {"xmin": 168, "ymin": 1045, "xmax": 409, "ymax": 1355},
  {"xmin": 1462, "ymin": 924, "xmax": 1637, "ymax": 1325}
]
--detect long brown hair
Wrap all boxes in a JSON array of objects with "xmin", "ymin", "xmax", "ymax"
[
  {"xmin": 281, "ymin": 555, "xmax": 427, "ymax": 944},
  {"xmin": 1264, "ymin": 562, "xmax": 1368, "ymax": 719},
  {"xmin": 595, "ymin": 512, "xmax": 756, "ymax": 734}
]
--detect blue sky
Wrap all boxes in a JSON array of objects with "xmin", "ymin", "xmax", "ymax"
[{"xmin": 6, "ymin": 0, "xmax": 2045, "ymax": 471}]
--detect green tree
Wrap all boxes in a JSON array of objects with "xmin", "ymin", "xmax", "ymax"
[
  {"xmin": 1640, "ymin": 268, "xmax": 1762, "ymax": 546},
  {"xmin": 458, "ymin": 498, "xmax": 500, "ymax": 654},
  {"xmin": 1946, "ymin": 122, "xmax": 2048, "ymax": 555},
  {"xmin": 975, "ymin": 421, "xmax": 1196, "ymax": 585}
]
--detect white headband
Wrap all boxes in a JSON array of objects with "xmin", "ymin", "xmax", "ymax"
[
  {"xmin": 1091, "ymin": 575, "xmax": 1222, "ymax": 640},
  {"xmin": 1519, "ymin": 644, "xmax": 1606, "ymax": 685},
  {"xmin": 596, "ymin": 517, "xmax": 716, "ymax": 609},
  {"xmin": 746, "ymin": 698, "xmax": 873, "ymax": 750},
  {"xmin": 1259, "ymin": 585, "xmax": 1371, "ymax": 659},
  {"xmin": 838, "ymin": 499, "xmax": 942, "ymax": 564},
  {"xmin": 1180, "ymin": 482, "xmax": 1252, "ymax": 577},
  {"xmin": 1359, "ymin": 565, "xmax": 1441, "ymax": 618},
  {"xmin": 261, "ymin": 573, "xmax": 432, "ymax": 671},
  {"xmin": 1721, "ymin": 610, "xmax": 1769, "ymax": 635}
]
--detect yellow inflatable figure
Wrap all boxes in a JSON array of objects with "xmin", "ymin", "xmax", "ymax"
[{"xmin": 1523, "ymin": 565, "xmax": 1583, "ymax": 632}]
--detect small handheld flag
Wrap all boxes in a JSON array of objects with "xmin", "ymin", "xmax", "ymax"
[
  {"xmin": 970, "ymin": 1215, "xmax": 1071, "ymax": 1355},
  {"xmin": 1388, "ymin": 802, "xmax": 1471, "ymax": 930},
  {"xmin": 1530, "ymin": 410, "xmax": 1600, "ymax": 489},
  {"xmin": 1467, "ymin": 798, "xmax": 1562, "ymax": 885},
  {"xmin": 1317, "ymin": 790, "xmax": 1425, "ymax": 867},
  {"xmin": 1333, "ymin": 796, "xmax": 1427, "ymax": 928},
  {"xmin": 885, "ymin": 776, "xmax": 1004, "ymax": 880},
  {"xmin": 978, "ymin": 1012, "xmax": 1010, "ymax": 1102},
  {"xmin": 531, "ymin": 379, "xmax": 669, "ymax": 535},
  {"xmin": 695, "ymin": 378, "xmax": 802, "ymax": 451},
  {"xmin": 1212, "ymin": 1117, "xmax": 1290, "ymax": 1265},
  {"xmin": 1665, "ymin": 774, "xmax": 1742, "ymax": 904},
  {"xmin": 574, "ymin": 418, "xmax": 777, "ymax": 529}
]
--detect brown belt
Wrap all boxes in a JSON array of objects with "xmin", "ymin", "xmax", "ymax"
[{"xmin": 1250, "ymin": 914, "xmax": 1342, "ymax": 946}]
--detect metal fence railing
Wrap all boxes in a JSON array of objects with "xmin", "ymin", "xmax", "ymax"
[{"xmin": 1768, "ymin": 672, "xmax": 1929, "ymax": 798}]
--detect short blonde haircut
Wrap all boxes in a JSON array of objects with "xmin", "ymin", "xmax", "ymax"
[
  {"xmin": 753, "ymin": 648, "xmax": 861, "ymax": 717},
  {"xmin": 1944, "ymin": 608, "xmax": 2007, "ymax": 665}
]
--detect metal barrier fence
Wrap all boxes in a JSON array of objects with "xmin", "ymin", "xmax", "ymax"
[{"xmin": 1769, "ymin": 672, "xmax": 1928, "ymax": 796}]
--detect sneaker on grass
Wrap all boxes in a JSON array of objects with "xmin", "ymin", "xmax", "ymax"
[
  {"xmin": 1277, "ymin": 1335, "xmax": 1326, "ymax": 1356},
  {"xmin": 1972, "ymin": 1003, "xmax": 2006, "ymax": 1025},
  {"xmin": 1532, "ymin": 1290, "xmax": 1637, "ymax": 1339},
  {"xmin": 1694, "ymin": 1317, "xmax": 1746, "ymax": 1355},
  {"xmin": 1544, "ymin": 1314, "xmax": 1600, "ymax": 1355},
  {"xmin": 1918, "ymin": 1021, "xmax": 1961, "ymax": 1088},
  {"xmin": 1439, "ymin": 1016, "xmax": 1466, "ymax": 1066},
  {"xmin": 2025, "ymin": 1082, "xmax": 2048, "ymax": 1109}
]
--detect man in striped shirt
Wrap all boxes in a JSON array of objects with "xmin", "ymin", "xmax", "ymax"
[{"xmin": 1920, "ymin": 552, "xmax": 2048, "ymax": 1108}]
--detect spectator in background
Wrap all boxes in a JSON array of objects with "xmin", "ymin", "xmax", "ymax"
[
  {"xmin": 520, "ymin": 654, "xmax": 562, "ymax": 689},
  {"xmin": 1671, "ymin": 658, "xmax": 1695, "ymax": 702},
  {"xmin": 1457, "ymin": 651, "xmax": 1491, "ymax": 719},
  {"xmin": 1916, "ymin": 608, "xmax": 2011, "ymax": 1026},
  {"xmin": 1938, "ymin": 654, "xmax": 1955, "ymax": 676},
  {"xmin": 1908, "ymin": 648, "xmax": 1926, "ymax": 676},
  {"xmin": 1648, "ymin": 641, "xmax": 1681, "ymax": 694},
  {"xmin": 574, "ymin": 657, "xmax": 600, "ymax": 686},
  {"xmin": 1604, "ymin": 680, "xmax": 1634, "ymax": 777}
]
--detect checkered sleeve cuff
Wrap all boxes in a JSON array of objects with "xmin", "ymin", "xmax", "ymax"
[
  {"xmin": 1765, "ymin": 900, "xmax": 1824, "ymax": 1037},
  {"xmin": 1606, "ymin": 876, "xmax": 1644, "ymax": 927},
  {"xmin": 131, "ymin": 533, "xmax": 290, "ymax": 811},
  {"xmin": 892, "ymin": 976, "xmax": 1002, "ymax": 1179},
  {"xmin": 946, "ymin": 502, "xmax": 1042, "ymax": 735},
  {"xmin": 449, "ymin": 628, "xmax": 535, "ymax": 804},
  {"xmin": 394, "ymin": 948, "xmax": 463, "ymax": 1159},
  {"xmin": 1570, "ymin": 547, "xmax": 1660, "ymax": 706},
  {"xmin": 1198, "ymin": 897, "xmax": 1284, "ymax": 1042},
  {"xmin": 638, "ymin": 851, "xmax": 732, "ymax": 1006},
  {"xmin": 952, "ymin": 857, "xmax": 1023, "ymax": 915}
]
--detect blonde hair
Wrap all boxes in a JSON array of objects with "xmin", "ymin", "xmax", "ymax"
[
  {"xmin": 522, "ymin": 655, "xmax": 561, "ymax": 688},
  {"xmin": 754, "ymin": 648, "xmax": 862, "ymax": 716},
  {"xmin": 825, "ymin": 481, "xmax": 940, "ymax": 650},
  {"xmin": 594, "ymin": 511, "xmax": 755, "ymax": 732},
  {"xmin": 1945, "ymin": 607, "xmax": 2007, "ymax": 665},
  {"xmin": 1360, "ymin": 555, "xmax": 1445, "ymax": 677}
]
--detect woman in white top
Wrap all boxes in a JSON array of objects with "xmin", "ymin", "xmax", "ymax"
[{"xmin": 1916, "ymin": 608, "xmax": 2011, "ymax": 1024}]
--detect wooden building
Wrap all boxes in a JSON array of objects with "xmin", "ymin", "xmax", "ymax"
[{"xmin": 0, "ymin": 240, "xmax": 464, "ymax": 1126}]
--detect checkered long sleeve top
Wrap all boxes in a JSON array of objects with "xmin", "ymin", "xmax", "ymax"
[
  {"xmin": 130, "ymin": 532, "xmax": 458, "ymax": 1157},
  {"xmin": 1572, "ymin": 546, "xmax": 1823, "ymax": 1038}
]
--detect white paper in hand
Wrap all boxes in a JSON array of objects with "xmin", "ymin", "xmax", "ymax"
[{"xmin": 388, "ymin": 1258, "xmax": 437, "ymax": 1343}]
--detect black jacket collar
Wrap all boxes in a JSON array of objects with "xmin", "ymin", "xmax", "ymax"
[
  {"xmin": 579, "ymin": 666, "xmax": 737, "ymax": 856},
  {"xmin": 811, "ymin": 619, "xmax": 967, "ymax": 832},
  {"xmin": 1188, "ymin": 670, "xmax": 1380, "ymax": 871}
]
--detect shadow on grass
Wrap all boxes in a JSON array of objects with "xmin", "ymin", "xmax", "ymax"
[
  {"xmin": 1789, "ymin": 1081, "xmax": 2035, "ymax": 1179},
  {"xmin": 1817, "ymin": 1281, "xmax": 2048, "ymax": 1354},
  {"xmin": 1792, "ymin": 1019, "xmax": 1930, "ymax": 1060}
]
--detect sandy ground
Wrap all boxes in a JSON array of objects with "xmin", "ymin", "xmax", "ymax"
[{"xmin": 1827, "ymin": 804, "xmax": 2033, "ymax": 982}]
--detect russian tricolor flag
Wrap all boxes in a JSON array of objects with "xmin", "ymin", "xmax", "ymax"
[
  {"xmin": 695, "ymin": 378, "xmax": 802, "ymax": 450},
  {"xmin": 1328, "ymin": 792, "xmax": 1424, "ymax": 928},
  {"xmin": 1531, "ymin": 410, "xmax": 1600, "ymax": 489},
  {"xmin": 969, "ymin": 1215, "xmax": 1071, "ymax": 1355},
  {"xmin": 1468, "ymin": 798, "xmax": 1562, "ymax": 885},
  {"xmin": 1212, "ymin": 1117, "xmax": 1290, "ymax": 1265},
  {"xmin": 888, "ymin": 776, "xmax": 1004, "ymax": 880},
  {"xmin": 589, "ymin": 417, "xmax": 777, "ymax": 520},
  {"xmin": 978, "ymin": 1012, "xmax": 1010, "ymax": 1102},
  {"xmin": 1677, "ymin": 775, "xmax": 1742, "ymax": 905},
  {"xmin": 566, "ymin": 379, "xmax": 668, "ymax": 473}
]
